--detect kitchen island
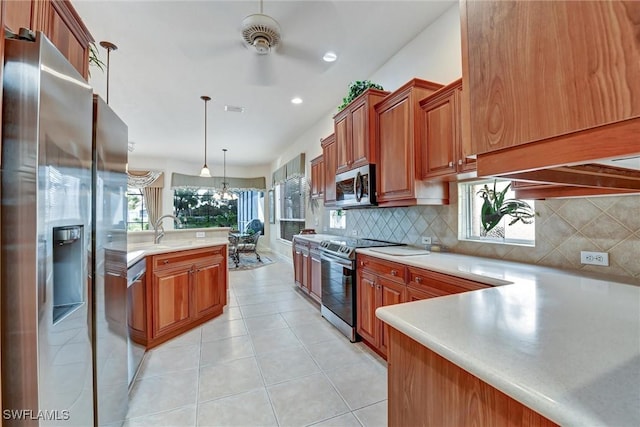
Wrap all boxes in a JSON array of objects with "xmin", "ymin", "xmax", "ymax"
[
  {"xmin": 375, "ymin": 258, "xmax": 640, "ymax": 426},
  {"xmin": 127, "ymin": 238, "xmax": 229, "ymax": 349}
]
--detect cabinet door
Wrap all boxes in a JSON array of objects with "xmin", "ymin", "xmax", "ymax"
[
  {"xmin": 378, "ymin": 278, "xmax": 406, "ymax": 357},
  {"xmin": 4, "ymin": 0, "xmax": 33, "ymax": 33},
  {"xmin": 350, "ymin": 100, "xmax": 369, "ymax": 168},
  {"xmin": 47, "ymin": 2, "xmax": 88, "ymax": 79},
  {"xmin": 310, "ymin": 251, "xmax": 322, "ymax": 303},
  {"xmin": 421, "ymin": 91, "xmax": 457, "ymax": 179},
  {"xmin": 335, "ymin": 114, "xmax": 351, "ymax": 174},
  {"xmin": 193, "ymin": 258, "xmax": 225, "ymax": 319},
  {"xmin": 301, "ymin": 249, "xmax": 311, "ymax": 292},
  {"xmin": 356, "ymin": 270, "xmax": 377, "ymax": 344},
  {"xmin": 310, "ymin": 156, "xmax": 324, "ymax": 199},
  {"xmin": 293, "ymin": 244, "xmax": 304, "ymax": 287},
  {"xmin": 322, "ymin": 135, "xmax": 337, "ymax": 205},
  {"xmin": 127, "ymin": 272, "xmax": 147, "ymax": 341},
  {"xmin": 463, "ymin": 1, "xmax": 640, "ymax": 156},
  {"xmin": 377, "ymin": 97, "xmax": 413, "ymax": 201},
  {"xmin": 152, "ymin": 266, "xmax": 192, "ymax": 338}
]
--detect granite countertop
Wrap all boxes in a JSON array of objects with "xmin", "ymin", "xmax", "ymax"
[
  {"xmin": 126, "ymin": 237, "xmax": 229, "ymax": 267},
  {"xmin": 368, "ymin": 249, "xmax": 640, "ymax": 426}
]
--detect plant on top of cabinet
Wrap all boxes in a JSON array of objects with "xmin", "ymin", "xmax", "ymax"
[{"xmin": 337, "ymin": 80, "xmax": 384, "ymax": 112}]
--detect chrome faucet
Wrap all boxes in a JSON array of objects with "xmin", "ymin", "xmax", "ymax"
[{"xmin": 154, "ymin": 214, "xmax": 183, "ymax": 244}]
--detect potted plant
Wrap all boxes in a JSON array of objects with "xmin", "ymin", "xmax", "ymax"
[
  {"xmin": 337, "ymin": 80, "xmax": 384, "ymax": 111},
  {"xmin": 477, "ymin": 181, "xmax": 536, "ymax": 235}
]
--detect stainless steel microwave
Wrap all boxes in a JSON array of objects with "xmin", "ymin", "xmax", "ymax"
[{"xmin": 335, "ymin": 164, "xmax": 376, "ymax": 208}]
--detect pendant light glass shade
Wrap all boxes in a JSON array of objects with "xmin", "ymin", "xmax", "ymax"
[{"xmin": 199, "ymin": 95, "xmax": 212, "ymax": 177}]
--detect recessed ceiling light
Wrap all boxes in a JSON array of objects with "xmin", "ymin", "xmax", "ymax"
[
  {"xmin": 291, "ymin": 97, "xmax": 303, "ymax": 105},
  {"xmin": 322, "ymin": 51, "xmax": 337, "ymax": 62}
]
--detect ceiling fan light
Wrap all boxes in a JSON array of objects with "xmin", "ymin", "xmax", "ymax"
[
  {"xmin": 200, "ymin": 165, "xmax": 211, "ymax": 178},
  {"xmin": 253, "ymin": 36, "xmax": 271, "ymax": 54}
]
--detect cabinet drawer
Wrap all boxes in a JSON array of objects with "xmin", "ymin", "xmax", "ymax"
[
  {"xmin": 152, "ymin": 246, "xmax": 224, "ymax": 270},
  {"xmin": 408, "ymin": 267, "xmax": 489, "ymax": 296},
  {"xmin": 358, "ymin": 255, "xmax": 406, "ymax": 283}
]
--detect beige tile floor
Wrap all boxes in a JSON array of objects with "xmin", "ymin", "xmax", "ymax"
[{"xmin": 124, "ymin": 256, "xmax": 388, "ymax": 427}]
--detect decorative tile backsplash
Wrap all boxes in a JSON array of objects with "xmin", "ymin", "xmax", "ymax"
[{"xmin": 324, "ymin": 192, "xmax": 640, "ymax": 282}]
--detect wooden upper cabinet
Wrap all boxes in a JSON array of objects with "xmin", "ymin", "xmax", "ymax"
[
  {"xmin": 375, "ymin": 78, "xmax": 448, "ymax": 207},
  {"xmin": 419, "ymin": 78, "xmax": 475, "ymax": 180},
  {"xmin": 321, "ymin": 133, "xmax": 337, "ymax": 206},
  {"xmin": 310, "ymin": 154, "xmax": 324, "ymax": 199},
  {"xmin": 334, "ymin": 88, "xmax": 389, "ymax": 174},
  {"xmin": 461, "ymin": 0, "xmax": 640, "ymax": 176},
  {"xmin": 3, "ymin": 0, "xmax": 93, "ymax": 79},
  {"xmin": 4, "ymin": 0, "xmax": 34, "ymax": 34}
]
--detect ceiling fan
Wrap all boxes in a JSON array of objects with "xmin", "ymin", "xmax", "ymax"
[
  {"xmin": 241, "ymin": 0, "xmax": 281, "ymax": 55},
  {"xmin": 238, "ymin": 0, "xmax": 335, "ymax": 86}
]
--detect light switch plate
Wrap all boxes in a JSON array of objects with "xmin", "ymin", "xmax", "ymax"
[{"xmin": 195, "ymin": 231, "xmax": 205, "ymax": 238}]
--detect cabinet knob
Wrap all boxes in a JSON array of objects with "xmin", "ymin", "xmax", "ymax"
[
  {"xmin": 376, "ymin": 285, "xmax": 381, "ymax": 289},
  {"xmin": 163, "ymin": 260, "xmax": 169, "ymax": 264},
  {"xmin": 458, "ymin": 159, "xmax": 463, "ymax": 165},
  {"xmin": 416, "ymin": 277, "xmax": 422, "ymax": 283},
  {"xmin": 391, "ymin": 269, "xmax": 397, "ymax": 276}
]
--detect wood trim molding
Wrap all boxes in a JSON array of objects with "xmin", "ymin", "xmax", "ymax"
[
  {"xmin": 477, "ymin": 117, "xmax": 640, "ymax": 177},
  {"xmin": 50, "ymin": 0, "xmax": 94, "ymax": 46}
]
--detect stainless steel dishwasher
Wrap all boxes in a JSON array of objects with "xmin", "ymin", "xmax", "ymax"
[{"xmin": 127, "ymin": 258, "xmax": 146, "ymax": 388}]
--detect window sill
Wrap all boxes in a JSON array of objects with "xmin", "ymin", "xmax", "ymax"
[{"xmin": 459, "ymin": 237, "xmax": 535, "ymax": 248}]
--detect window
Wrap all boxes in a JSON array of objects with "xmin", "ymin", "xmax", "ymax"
[
  {"xmin": 278, "ymin": 176, "xmax": 306, "ymax": 241},
  {"xmin": 329, "ymin": 209, "xmax": 346, "ymax": 229},
  {"xmin": 127, "ymin": 187, "xmax": 148, "ymax": 231},
  {"xmin": 173, "ymin": 188, "xmax": 264, "ymax": 231},
  {"xmin": 174, "ymin": 189, "xmax": 238, "ymax": 228},
  {"xmin": 458, "ymin": 179, "xmax": 535, "ymax": 246}
]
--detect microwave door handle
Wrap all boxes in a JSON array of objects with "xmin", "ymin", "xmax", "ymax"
[{"xmin": 355, "ymin": 171, "xmax": 363, "ymax": 202}]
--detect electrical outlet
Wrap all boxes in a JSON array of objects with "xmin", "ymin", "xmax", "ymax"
[
  {"xmin": 351, "ymin": 230, "xmax": 358, "ymax": 236},
  {"xmin": 421, "ymin": 236, "xmax": 432, "ymax": 245},
  {"xmin": 195, "ymin": 231, "xmax": 205, "ymax": 238},
  {"xmin": 580, "ymin": 251, "xmax": 609, "ymax": 266}
]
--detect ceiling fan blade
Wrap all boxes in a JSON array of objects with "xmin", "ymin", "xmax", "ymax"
[{"xmin": 247, "ymin": 53, "xmax": 276, "ymax": 86}]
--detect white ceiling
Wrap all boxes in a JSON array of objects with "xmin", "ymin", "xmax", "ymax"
[{"xmin": 74, "ymin": 0, "xmax": 455, "ymax": 168}]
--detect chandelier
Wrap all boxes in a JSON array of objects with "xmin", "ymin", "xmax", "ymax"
[{"xmin": 219, "ymin": 148, "xmax": 237, "ymax": 200}]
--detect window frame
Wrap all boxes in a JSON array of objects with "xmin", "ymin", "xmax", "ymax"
[{"xmin": 458, "ymin": 179, "xmax": 536, "ymax": 247}]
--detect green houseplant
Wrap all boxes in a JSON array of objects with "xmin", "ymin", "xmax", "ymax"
[
  {"xmin": 338, "ymin": 80, "xmax": 384, "ymax": 111},
  {"xmin": 477, "ymin": 181, "xmax": 536, "ymax": 234}
]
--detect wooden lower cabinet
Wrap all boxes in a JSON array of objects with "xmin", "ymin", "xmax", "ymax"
[
  {"xmin": 152, "ymin": 264, "xmax": 192, "ymax": 337},
  {"xmin": 133, "ymin": 245, "xmax": 227, "ymax": 349},
  {"xmin": 127, "ymin": 271, "xmax": 147, "ymax": 344},
  {"xmin": 356, "ymin": 256, "xmax": 406, "ymax": 358},
  {"xmin": 357, "ymin": 254, "xmax": 491, "ymax": 360},
  {"xmin": 292, "ymin": 237, "xmax": 321, "ymax": 304},
  {"xmin": 388, "ymin": 328, "xmax": 558, "ymax": 427}
]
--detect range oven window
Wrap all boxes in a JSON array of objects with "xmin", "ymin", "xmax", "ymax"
[{"xmin": 320, "ymin": 256, "xmax": 356, "ymax": 328}]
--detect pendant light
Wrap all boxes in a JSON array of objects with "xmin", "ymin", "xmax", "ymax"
[
  {"xmin": 221, "ymin": 148, "xmax": 237, "ymax": 200},
  {"xmin": 99, "ymin": 41, "xmax": 117, "ymax": 104},
  {"xmin": 199, "ymin": 95, "xmax": 212, "ymax": 177}
]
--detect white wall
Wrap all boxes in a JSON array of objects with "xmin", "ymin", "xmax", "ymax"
[{"xmin": 267, "ymin": 4, "xmax": 462, "ymax": 258}]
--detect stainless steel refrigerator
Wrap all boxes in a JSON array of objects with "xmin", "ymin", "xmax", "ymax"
[{"xmin": 1, "ymin": 32, "xmax": 128, "ymax": 426}]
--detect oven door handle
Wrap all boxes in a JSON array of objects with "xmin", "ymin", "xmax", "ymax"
[
  {"xmin": 354, "ymin": 171, "xmax": 363, "ymax": 202},
  {"xmin": 320, "ymin": 252, "xmax": 354, "ymax": 269}
]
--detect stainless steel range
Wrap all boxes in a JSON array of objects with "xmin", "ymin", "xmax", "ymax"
[{"xmin": 319, "ymin": 238, "xmax": 403, "ymax": 342}]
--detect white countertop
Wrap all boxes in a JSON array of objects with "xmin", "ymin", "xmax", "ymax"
[
  {"xmin": 126, "ymin": 238, "xmax": 229, "ymax": 267},
  {"xmin": 292, "ymin": 233, "xmax": 343, "ymax": 244},
  {"xmin": 371, "ymin": 249, "xmax": 640, "ymax": 426}
]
